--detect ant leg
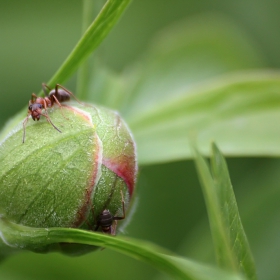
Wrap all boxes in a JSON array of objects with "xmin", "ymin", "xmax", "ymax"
[
  {"xmin": 41, "ymin": 113, "xmax": 62, "ymax": 133},
  {"xmin": 111, "ymin": 220, "xmax": 119, "ymax": 236},
  {"xmin": 42, "ymin": 84, "xmax": 69, "ymax": 120},
  {"xmin": 22, "ymin": 100, "xmax": 33, "ymax": 143},
  {"xmin": 31, "ymin": 93, "xmax": 38, "ymax": 103},
  {"xmin": 42, "ymin": 83, "xmax": 51, "ymax": 96},
  {"xmin": 52, "ymin": 94, "xmax": 69, "ymax": 120},
  {"xmin": 22, "ymin": 115, "xmax": 30, "ymax": 143},
  {"xmin": 41, "ymin": 99, "xmax": 62, "ymax": 133},
  {"xmin": 55, "ymin": 84, "xmax": 90, "ymax": 107}
]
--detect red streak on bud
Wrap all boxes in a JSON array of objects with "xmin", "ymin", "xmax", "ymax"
[
  {"xmin": 102, "ymin": 155, "xmax": 137, "ymax": 196},
  {"xmin": 64, "ymin": 106, "xmax": 102, "ymax": 227},
  {"xmin": 73, "ymin": 133, "xmax": 102, "ymax": 227}
]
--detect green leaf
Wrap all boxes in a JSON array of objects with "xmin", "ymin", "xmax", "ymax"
[
  {"xmin": 0, "ymin": 216, "xmax": 245, "ymax": 280},
  {"xmin": 38, "ymin": 0, "xmax": 131, "ymax": 96},
  {"xmin": 122, "ymin": 14, "xmax": 265, "ymax": 119},
  {"xmin": 194, "ymin": 143, "xmax": 256, "ymax": 280},
  {"xmin": 128, "ymin": 72, "xmax": 280, "ymax": 165},
  {"xmin": 84, "ymin": 13, "xmax": 265, "ymax": 112}
]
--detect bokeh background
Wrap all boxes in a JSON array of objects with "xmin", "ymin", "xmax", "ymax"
[{"xmin": 1, "ymin": 1, "xmax": 280, "ymax": 279}]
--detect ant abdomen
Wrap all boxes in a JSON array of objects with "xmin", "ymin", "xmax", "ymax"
[
  {"xmin": 98, "ymin": 210, "xmax": 114, "ymax": 233},
  {"xmin": 49, "ymin": 89, "xmax": 71, "ymax": 103}
]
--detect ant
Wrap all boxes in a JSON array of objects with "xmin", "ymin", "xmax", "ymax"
[
  {"xmin": 95, "ymin": 190, "xmax": 126, "ymax": 235},
  {"xmin": 22, "ymin": 83, "xmax": 82, "ymax": 143}
]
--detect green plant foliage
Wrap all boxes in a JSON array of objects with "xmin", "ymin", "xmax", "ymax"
[
  {"xmin": 83, "ymin": 14, "xmax": 280, "ymax": 165},
  {"xmin": 129, "ymin": 73, "xmax": 280, "ymax": 164},
  {"xmin": 41, "ymin": 0, "xmax": 132, "ymax": 96},
  {"xmin": 0, "ymin": 216, "xmax": 245, "ymax": 280},
  {"xmin": 121, "ymin": 14, "xmax": 265, "ymax": 116},
  {"xmin": 194, "ymin": 143, "xmax": 256, "ymax": 280},
  {"xmin": 1, "ymin": 0, "xmax": 280, "ymax": 279}
]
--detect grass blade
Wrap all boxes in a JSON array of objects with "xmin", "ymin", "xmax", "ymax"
[
  {"xmin": 210, "ymin": 143, "xmax": 257, "ymax": 279},
  {"xmin": 38, "ymin": 0, "xmax": 131, "ymax": 96},
  {"xmin": 194, "ymin": 144, "xmax": 257, "ymax": 279}
]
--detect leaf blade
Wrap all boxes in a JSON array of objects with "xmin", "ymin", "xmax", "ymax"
[
  {"xmin": 122, "ymin": 13, "xmax": 265, "ymax": 119},
  {"xmin": 194, "ymin": 144, "xmax": 257, "ymax": 279},
  {"xmin": 0, "ymin": 217, "xmax": 245, "ymax": 280},
  {"xmin": 193, "ymin": 147, "xmax": 239, "ymax": 273},
  {"xmin": 130, "ymin": 72, "xmax": 280, "ymax": 164},
  {"xmin": 210, "ymin": 143, "xmax": 257, "ymax": 280}
]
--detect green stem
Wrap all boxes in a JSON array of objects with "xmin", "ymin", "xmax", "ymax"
[
  {"xmin": 37, "ymin": 0, "xmax": 131, "ymax": 97},
  {"xmin": 76, "ymin": 0, "xmax": 98, "ymax": 98}
]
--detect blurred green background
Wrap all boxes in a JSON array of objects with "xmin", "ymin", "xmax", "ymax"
[{"xmin": 1, "ymin": 1, "xmax": 280, "ymax": 279}]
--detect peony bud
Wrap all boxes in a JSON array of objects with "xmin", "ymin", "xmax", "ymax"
[{"xmin": 0, "ymin": 101, "xmax": 137, "ymax": 254}]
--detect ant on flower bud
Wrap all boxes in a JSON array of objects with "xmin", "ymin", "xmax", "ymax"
[
  {"xmin": 22, "ymin": 84, "xmax": 82, "ymax": 143},
  {"xmin": 95, "ymin": 190, "xmax": 126, "ymax": 235}
]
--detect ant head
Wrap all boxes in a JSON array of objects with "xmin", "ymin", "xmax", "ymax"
[{"xmin": 28, "ymin": 103, "xmax": 43, "ymax": 121}]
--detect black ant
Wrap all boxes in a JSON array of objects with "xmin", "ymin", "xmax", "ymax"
[
  {"xmin": 22, "ymin": 83, "xmax": 82, "ymax": 143},
  {"xmin": 95, "ymin": 190, "xmax": 126, "ymax": 235}
]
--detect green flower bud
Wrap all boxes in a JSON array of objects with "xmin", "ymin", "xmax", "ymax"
[{"xmin": 0, "ymin": 101, "xmax": 137, "ymax": 254}]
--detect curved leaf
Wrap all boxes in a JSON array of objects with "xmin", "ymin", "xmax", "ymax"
[
  {"xmin": 0, "ymin": 217, "xmax": 245, "ymax": 280},
  {"xmin": 129, "ymin": 72, "xmax": 280, "ymax": 164}
]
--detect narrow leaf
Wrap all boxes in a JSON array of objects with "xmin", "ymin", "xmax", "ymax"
[
  {"xmin": 194, "ymin": 144, "xmax": 257, "ymax": 280},
  {"xmin": 0, "ymin": 217, "xmax": 245, "ymax": 280},
  {"xmin": 193, "ymin": 147, "xmax": 238, "ymax": 272},
  {"xmin": 210, "ymin": 143, "xmax": 257, "ymax": 280},
  {"xmin": 39, "ymin": 0, "xmax": 131, "ymax": 96}
]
